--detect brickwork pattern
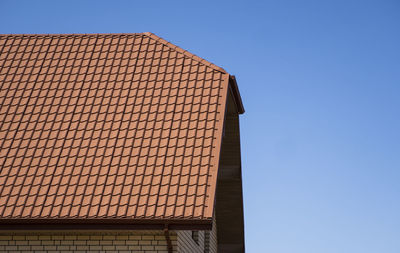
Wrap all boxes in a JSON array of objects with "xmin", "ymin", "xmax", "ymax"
[{"xmin": 0, "ymin": 231, "xmax": 177, "ymax": 253}]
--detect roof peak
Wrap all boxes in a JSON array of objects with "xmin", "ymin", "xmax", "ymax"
[
  {"xmin": 0, "ymin": 32, "xmax": 227, "ymax": 73},
  {"xmin": 0, "ymin": 32, "xmax": 141, "ymax": 36},
  {"xmin": 143, "ymin": 32, "xmax": 227, "ymax": 73}
]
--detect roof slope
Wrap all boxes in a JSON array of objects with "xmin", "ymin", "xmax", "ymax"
[{"xmin": 0, "ymin": 33, "xmax": 230, "ymax": 224}]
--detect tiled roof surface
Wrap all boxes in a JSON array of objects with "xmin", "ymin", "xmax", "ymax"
[{"xmin": 0, "ymin": 33, "xmax": 229, "ymax": 222}]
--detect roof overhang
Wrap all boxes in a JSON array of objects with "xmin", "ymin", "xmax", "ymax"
[
  {"xmin": 0, "ymin": 218, "xmax": 212, "ymax": 231},
  {"xmin": 228, "ymin": 75, "xmax": 245, "ymax": 114}
]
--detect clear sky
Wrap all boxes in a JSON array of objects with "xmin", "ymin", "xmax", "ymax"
[{"xmin": 1, "ymin": 0, "xmax": 399, "ymax": 252}]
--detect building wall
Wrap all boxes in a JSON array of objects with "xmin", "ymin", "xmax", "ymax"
[
  {"xmin": 176, "ymin": 216, "xmax": 218, "ymax": 253},
  {"xmin": 207, "ymin": 215, "xmax": 218, "ymax": 253},
  {"xmin": 177, "ymin": 230, "xmax": 205, "ymax": 252},
  {"xmin": 0, "ymin": 223, "xmax": 218, "ymax": 253},
  {"xmin": 214, "ymin": 88, "xmax": 245, "ymax": 252},
  {"xmin": 0, "ymin": 231, "xmax": 177, "ymax": 253}
]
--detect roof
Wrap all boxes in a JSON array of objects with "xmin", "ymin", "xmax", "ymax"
[{"xmin": 0, "ymin": 33, "xmax": 243, "ymax": 227}]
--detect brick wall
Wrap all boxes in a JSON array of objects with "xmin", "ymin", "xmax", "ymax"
[
  {"xmin": 0, "ymin": 221, "xmax": 218, "ymax": 253},
  {"xmin": 0, "ymin": 231, "xmax": 177, "ymax": 253}
]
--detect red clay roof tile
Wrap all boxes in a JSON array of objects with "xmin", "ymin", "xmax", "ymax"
[{"xmin": 0, "ymin": 33, "xmax": 230, "ymax": 223}]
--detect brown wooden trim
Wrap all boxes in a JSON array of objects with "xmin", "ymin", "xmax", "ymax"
[
  {"xmin": 0, "ymin": 218, "xmax": 212, "ymax": 230},
  {"xmin": 0, "ymin": 223, "xmax": 212, "ymax": 231},
  {"xmin": 229, "ymin": 75, "xmax": 245, "ymax": 114}
]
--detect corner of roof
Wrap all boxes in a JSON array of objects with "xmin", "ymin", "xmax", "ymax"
[
  {"xmin": 142, "ymin": 32, "xmax": 227, "ymax": 74},
  {"xmin": 229, "ymin": 76, "xmax": 245, "ymax": 114}
]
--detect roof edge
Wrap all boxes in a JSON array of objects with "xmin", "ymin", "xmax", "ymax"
[
  {"xmin": 229, "ymin": 75, "xmax": 245, "ymax": 114},
  {"xmin": 143, "ymin": 32, "xmax": 227, "ymax": 74},
  {"xmin": 0, "ymin": 218, "xmax": 212, "ymax": 231},
  {"xmin": 203, "ymin": 73, "xmax": 231, "ymax": 219},
  {"xmin": 0, "ymin": 33, "xmax": 143, "ymax": 37},
  {"xmin": 0, "ymin": 32, "xmax": 229, "ymax": 74}
]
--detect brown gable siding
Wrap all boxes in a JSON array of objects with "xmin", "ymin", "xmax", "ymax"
[{"xmin": 215, "ymin": 87, "xmax": 245, "ymax": 252}]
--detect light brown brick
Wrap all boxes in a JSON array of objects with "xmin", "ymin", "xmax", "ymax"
[
  {"xmin": 17, "ymin": 245, "xmax": 31, "ymax": 250},
  {"xmin": 44, "ymin": 245, "xmax": 57, "ymax": 250},
  {"xmin": 90, "ymin": 235, "xmax": 103, "ymax": 240},
  {"xmin": 38, "ymin": 235, "xmax": 51, "ymax": 240},
  {"xmin": 142, "ymin": 235, "xmax": 155, "ymax": 240},
  {"xmin": 76, "ymin": 235, "xmax": 90, "ymax": 240},
  {"xmin": 141, "ymin": 245, "xmax": 155, "ymax": 250},
  {"xmin": 76, "ymin": 245, "xmax": 91, "ymax": 250},
  {"xmin": 12, "ymin": 235, "xmax": 25, "ymax": 240},
  {"xmin": 86, "ymin": 240, "xmax": 99, "ymax": 245},
  {"xmin": 158, "ymin": 240, "xmax": 168, "ymax": 245},
  {"xmin": 155, "ymin": 245, "xmax": 168, "ymax": 250},
  {"xmin": 126, "ymin": 240, "xmax": 139, "ymax": 245},
  {"xmin": 99, "ymin": 240, "xmax": 113, "ymax": 245},
  {"xmin": 139, "ymin": 240, "xmax": 152, "ymax": 245},
  {"xmin": 60, "ymin": 240, "xmax": 73, "ymax": 245},
  {"xmin": 57, "ymin": 245, "xmax": 71, "ymax": 250},
  {"xmin": 90, "ymin": 245, "xmax": 102, "ymax": 250},
  {"xmin": 31, "ymin": 245, "xmax": 44, "ymax": 250},
  {"xmin": 115, "ymin": 245, "xmax": 130, "ymax": 250},
  {"xmin": 113, "ymin": 240, "xmax": 125, "ymax": 245},
  {"xmin": 0, "ymin": 231, "xmax": 180, "ymax": 253},
  {"xmin": 42, "ymin": 240, "xmax": 54, "ymax": 245},
  {"xmin": 102, "ymin": 245, "xmax": 115, "ymax": 250},
  {"xmin": 15, "ymin": 240, "xmax": 28, "ymax": 245},
  {"xmin": 128, "ymin": 235, "xmax": 142, "ymax": 240},
  {"xmin": 4, "ymin": 245, "xmax": 18, "ymax": 250},
  {"xmin": 73, "ymin": 240, "xmax": 86, "ymax": 245},
  {"xmin": 128, "ymin": 245, "xmax": 141, "ymax": 250},
  {"xmin": 28, "ymin": 241, "xmax": 41, "ymax": 245}
]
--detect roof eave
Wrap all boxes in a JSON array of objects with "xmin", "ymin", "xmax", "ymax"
[{"xmin": 0, "ymin": 218, "xmax": 213, "ymax": 231}]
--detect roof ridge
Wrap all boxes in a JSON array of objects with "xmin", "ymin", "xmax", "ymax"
[
  {"xmin": 0, "ymin": 33, "xmax": 143, "ymax": 37},
  {"xmin": 0, "ymin": 32, "xmax": 227, "ymax": 73},
  {"xmin": 143, "ymin": 32, "xmax": 227, "ymax": 74}
]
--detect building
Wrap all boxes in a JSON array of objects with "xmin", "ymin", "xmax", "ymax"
[{"xmin": 0, "ymin": 32, "xmax": 245, "ymax": 252}]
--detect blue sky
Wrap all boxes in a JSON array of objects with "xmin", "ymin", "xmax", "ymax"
[{"xmin": 1, "ymin": 0, "xmax": 399, "ymax": 252}]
